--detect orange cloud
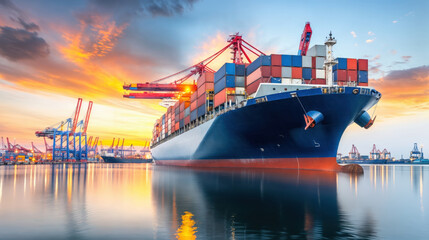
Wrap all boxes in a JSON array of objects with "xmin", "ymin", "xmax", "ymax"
[{"xmin": 371, "ymin": 66, "xmax": 429, "ymax": 117}]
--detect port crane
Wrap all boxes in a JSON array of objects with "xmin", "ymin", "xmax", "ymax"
[
  {"xmin": 35, "ymin": 98, "xmax": 93, "ymax": 162},
  {"xmin": 123, "ymin": 33, "xmax": 265, "ymax": 100},
  {"xmin": 349, "ymin": 144, "xmax": 360, "ymax": 160},
  {"xmin": 298, "ymin": 22, "xmax": 312, "ymax": 56}
]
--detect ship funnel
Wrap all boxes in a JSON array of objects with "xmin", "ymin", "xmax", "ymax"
[
  {"xmin": 304, "ymin": 110, "xmax": 324, "ymax": 130},
  {"xmin": 354, "ymin": 111, "xmax": 376, "ymax": 129}
]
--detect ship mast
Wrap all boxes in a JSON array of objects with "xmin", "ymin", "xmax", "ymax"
[{"xmin": 324, "ymin": 32, "xmax": 337, "ymax": 86}]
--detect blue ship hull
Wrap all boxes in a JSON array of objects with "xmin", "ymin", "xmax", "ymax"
[{"xmin": 152, "ymin": 86, "xmax": 380, "ymax": 170}]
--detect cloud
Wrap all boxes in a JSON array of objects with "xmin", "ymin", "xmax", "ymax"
[
  {"xmin": 350, "ymin": 31, "xmax": 357, "ymax": 38},
  {"xmin": 368, "ymin": 31, "xmax": 375, "ymax": 36},
  {"xmin": 0, "ymin": 26, "xmax": 49, "ymax": 61},
  {"xmin": 371, "ymin": 66, "xmax": 429, "ymax": 117},
  {"xmin": 390, "ymin": 50, "xmax": 397, "ymax": 55},
  {"xmin": 392, "ymin": 20, "xmax": 398, "ymax": 24},
  {"xmin": 369, "ymin": 62, "xmax": 383, "ymax": 75},
  {"xmin": 16, "ymin": 17, "xmax": 40, "ymax": 32},
  {"xmin": 401, "ymin": 56, "xmax": 411, "ymax": 62},
  {"xmin": 366, "ymin": 38, "xmax": 375, "ymax": 43},
  {"xmin": 372, "ymin": 55, "xmax": 380, "ymax": 61}
]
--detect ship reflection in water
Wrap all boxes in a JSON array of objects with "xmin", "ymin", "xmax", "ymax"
[{"xmin": 0, "ymin": 164, "xmax": 428, "ymax": 239}]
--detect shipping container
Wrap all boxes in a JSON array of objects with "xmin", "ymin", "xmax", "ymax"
[
  {"xmin": 292, "ymin": 67, "xmax": 302, "ymax": 79},
  {"xmin": 307, "ymin": 45, "xmax": 326, "ymax": 57},
  {"xmin": 179, "ymin": 119, "xmax": 184, "ymax": 129},
  {"xmin": 235, "ymin": 87, "xmax": 246, "ymax": 95},
  {"xmin": 313, "ymin": 79, "xmax": 326, "ymax": 84},
  {"xmin": 347, "ymin": 58, "xmax": 357, "ymax": 70},
  {"xmin": 271, "ymin": 54, "xmax": 282, "ymax": 66},
  {"xmin": 190, "ymin": 109, "xmax": 197, "ymax": 121},
  {"xmin": 246, "ymin": 66, "xmax": 271, "ymax": 85},
  {"xmin": 246, "ymin": 55, "xmax": 271, "ymax": 75},
  {"xmin": 292, "ymin": 79, "xmax": 302, "ymax": 84},
  {"xmin": 214, "ymin": 75, "xmax": 235, "ymax": 94},
  {"xmin": 197, "ymin": 104, "xmax": 206, "ymax": 117},
  {"xmin": 197, "ymin": 93, "xmax": 206, "ymax": 107},
  {"xmin": 292, "ymin": 55, "xmax": 302, "ymax": 67},
  {"xmin": 333, "ymin": 70, "xmax": 347, "ymax": 81},
  {"xmin": 191, "ymin": 91, "xmax": 197, "ymax": 102},
  {"xmin": 316, "ymin": 57, "xmax": 324, "ymax": 69},
  {"xmin": 334, "ymin": 58, "xmax": 347, "ymax": 70},
  {"xmin": 247, "ymin": 77, "xmax": 270, "ymax": 95},
  {"xmin": 358, "ymin": 59, "xmax": 368, "ymax": 71},
  {"xmin": 358, "ymin": 71, "xmax": 368, "ymax": 83},
  {"xmin": 215, "ymin": 63, "xmax": 236, "ymax": 82},
  {"xmin": 179, "ymin": 111, "xmax": 184, "ymax": 119},
  {"xmin": 184, "ymin": 116, "xmax": 190, "ymax": 125},
  {"xmin": 281, "ymin": 55, "xmax": 292, "ymax": 67},
  {"xmin": 190, "ymin": 101, "xmax": 197, "ymax": 111},
  {"xmin": 214, "ymin": 87, "xmax": 235, "ymax": 108},
  {"xmin": 197, "ymin": 72, "xmax": 214, "ymax": 88},
  {"xmin": 235, "ymin": 76, "xmax": 245, "ymax": 87},
  {"xmin": 302, "ymin": 68, "xmax": 312, "ymax": 80},
  {"xmin": 197, "ymin": 82, "xmax": 214, "ymax": 97},
  {"xmin": 235, "ymin": 64, "xmax": 245, "ymax": 76},
  {"xmin": 302, "ymin": 56, "xmax": 312, "ymax": 68},
  {"xmin": 346, "ymin": 70, "xmax": 357, "ymax": 82},
  {"xmin": 281, "ymin": 78, "xmax": 292, "ymax": 84},
  {"xmin": 271, "ymin": 77, "xmax": 281, "ymax": 83},
  {"xmin": 358, "ymin": 82, "xmax": 369, "ymax": 86},
  {"xmin": 316, "ymin": 69, "xmax": 325, "ymax": 79},
  {"xmin": 271, "ymin": 66, "xmax": 282, "ymax": 77},
  {"xmin": 281, "ymin": 67, "xmax": 292, "ymax": 78}
]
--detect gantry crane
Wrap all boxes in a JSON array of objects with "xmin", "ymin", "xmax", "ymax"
[
  {"xmin": 123, "ymin": 33, "xmax": 265, "ymax": 100},
  {"xmin": 349, "ymin": 144, "xmax": 360, "ymax": 160}
]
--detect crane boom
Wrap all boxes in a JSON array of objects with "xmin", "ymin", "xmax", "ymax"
[
  {"xmin": 298, "ymin": 22, "xmax": 312, "ymax": 56},
  {"xmin": 71, "ymin": 98, "xmax": 83, "ymax": 134},
  {"xmin": 82, "ymin": 101, "xmax": 93, "ymax": 134}
]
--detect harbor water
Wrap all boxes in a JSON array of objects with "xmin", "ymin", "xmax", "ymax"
[{"xmin": 0, "ymin": 164, "xmax": 427, "ymax": 239}]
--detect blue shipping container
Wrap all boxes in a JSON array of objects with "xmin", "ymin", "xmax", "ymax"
[
  {"xmin": 358, "ymin": 71, "xmax": 368, "ymax": 83},
  {"xmin": 215, "ymin": 63, "xmax": 236, "ymax": 82},
  {"xmin": 302, "ymin": 68, "xmax": 312, "ymax": 80},
  {"xmin": 292, "ymin": 55, "xmax": 302, "ymax": 67},
  {"xmin": 335, "ymin": 58, "xmax": 347, "ymax": 70},
  {"xmin": 246, "ymin": 55, "xmax": 271, "ymax": 76},
  {"xmin": 333, "ymin": 70, "xmax": 337, "ymax": 81},
  {"xmin": 271, "ymin": 77, "xmax": 281, "ymax": 83},
  {"xmin": 235, "ymin": 64, "xmax": 245, "ymax": 76},
  {"xmin": 197, "ymin": 104, "xmax": 206, "ymax": 117},
  {"xmin": 281, "ymin": 55, "xmax": 292, "ymax": 67},
  {"xmin": 261, "ymin": 55, "xmax": 271, "ymax": 66},
  {"xmin": 179, "ymin": 119, "xmax": 184, "ymax": 128},
  {"xmin": 214, "ymin": 75, "xmax": 235, "ymax": 94},
  {"xmin": 190, "ymin": 110, "xmax": 197, "ymax": 121}
]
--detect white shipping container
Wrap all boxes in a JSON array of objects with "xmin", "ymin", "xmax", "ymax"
[
  {"xmin": 281, "ymin": 67, "xmax": 292, "ymax": 78},
  {"xmin": 316, "ymin": 69, "xmax": 325, "ymax": 79},
  {"xmin": 292, "ymin": 79, "xmax": 302, "ymax": 84},
  {"xmin": 316, "ymin": 57, "xmax": 325, "ymax": 69},
  {"xmin": 307, "ymin": 45, "xmax": 326, "ymax": 57},
  {"xmin": 235, "ymin": 76, "xmax": 245, "ymax": 87},
  {"xmin": 235, "ymin": 87, "xmax": 246, "ymax": 95},
  {"xmin": 302, "ymin": 56, "xmax": 312, "ymax": 68},
  {"xmin": 281, "ymin": 78, "xmax": 292, "ymax": 84}
]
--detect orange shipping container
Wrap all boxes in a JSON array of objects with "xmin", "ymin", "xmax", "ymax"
[
  {"xmin": 347, "ymin": 58, "xmax": 357, "ymax": 70},
  {"xmin": 292, "ymin": 67, "xmax": 302, "ymax": 79},
  {"xmin": 175, "ymin": 122, "xmax": 179, "ymax": 130}
]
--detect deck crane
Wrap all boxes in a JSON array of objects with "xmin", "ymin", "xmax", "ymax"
[
  {"xmin": 298, "ymin": 22, "xmax": 312, "ymax": 56},
  {"xmin": 123, "ymin": 33, "xmax": 265, "ymax": 101},
  {"xmin": 349, "ymin": 144, "xmax": 360, "ymax": 160}
]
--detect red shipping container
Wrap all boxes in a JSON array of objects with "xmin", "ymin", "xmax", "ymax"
[
  {"xmin": 313, "ymin": 79, "xmax": 326, "ymax": 84},
  {"xmin": 197, "ymin": 72, "xmax": 214, "ymax": 88},
  {"xmin": 197, "ymin": 94, "xmax": 206, "ymax": 107},
  {"xmin": 358, "ymin": 82, "xmax": 369, "ymax": 86},
  {"xmin": 191, "ymin": 91, "xmax": 197, "ymax": 102},
  {"xmin": 214, "ymin": 88, "xmax": 235, "ymax": 108},
  {"xmin": 184, "ymin": 116, "xmax": 190, "ymax": 125},
  {"xmin": 175, "ymin": 122, "xmax": 179, "ymax": 130},
  {"xmin": 347, "ymin": 58, "xmax": 357, "ymax": 70},
  {"xmin": 179, "ymin": 111, "xmax": 184, "ymax": 119},
  {"xmin": 190, "ymin": 101, "xmax": 197, "ymax": 111},
  {"xmin": 312, "ymin": 69, "xmax": 316, "ymax": 79},
  {"xmin": 198, "ymin": 82, "xmax": 214, "ymax": 97},
  {"xmin": 271, "ymin": 54, "xmax": 282, "ymax": 66},
  {"xmin": 346, "ymin": 70, "xmax": 357, "ymax": 82},
  {"xmin": 337, "ymin": 80, "xmax": 347, "ymax": 86},
  {"xmin": 358, "ymin": 59, "xmax": 368, "ymax": 71},
  {"xmin": 167, "ymin": 106, "xmax": 172, "ymax": 114},
  {"xmin": 246, "ymin": 77, "xmax": 270, "ymax": 95},
  {"xmin": 312, "ymin": 57, "xmax": 316, "ymax": 69},
  {"xmin": 180, "ymin": 102, "xmax": 185, "ymax": 112},
  {"xmin": 261, "ymin": 66, "xmax": 271, "ymax": 77},
  {"xmin": 271, "ymin": 66, "xmax": 282, "ymax": 78},
  {"xmin": 336, "ymin": 70, "xmax": 347, "ymax": 81},
  {"xmin": 292, "ymin": 67, "xmax": 302, "ymax": 79}
]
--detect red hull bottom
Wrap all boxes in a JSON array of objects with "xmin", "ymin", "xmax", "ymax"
[{"xmin": 155, "ymin": 157, "xmax": 341, "ymax": 171}]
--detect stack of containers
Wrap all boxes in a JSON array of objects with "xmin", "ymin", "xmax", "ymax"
[
  {"xmin": 190, "ymin": 91, "xmax": 198, "ymax": 123},
  {"xmin": 197, "ymin": 72, "xmax": 214, "ymax": 118},
  {"xmin": 179, "ymin": 100, "xmax": 190, "ymax": 129},
  {"xmin": 308, "ymin": 45, "xmax": 326, "ymax": 84},
  {"xmin": 167, "ymin": 106, "xmax": 173, "ymax": 136},
  {"xmin": 333, "ymin": 58, "xmax": 347, "ymax": 85},
  {"xmin": 214, "ymin": 63, "xmax": 246, "ymax": 109},
  {"xmin": 246, "ymin": 56, "xmax": 271, "ymax": 94},
  {"xmin": 174, "ymin": 101, "xmax": 180, "ymax": 132},
  {"xmin": 357, "ymin": 59, "xmax": 368, "ymax": 86},
  {"xmin": 302, "ymin": 55, "xmax": 312, "ymax": 83},
  {"xmin": 161, "ymin": 114, "xmax": 165, "ymax": 139},
  {"xmin": 346, "ymin": 58, "xmax": 357, "ymax": 84}
]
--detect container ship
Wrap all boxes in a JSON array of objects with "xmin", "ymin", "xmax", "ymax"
[
  {"xmin": 100, "ymin": 139, "xmax": 153, "ymax": 163},
  {"xmin": 124, "ymin": 24, "xmax": 381, "ymax": 171}
]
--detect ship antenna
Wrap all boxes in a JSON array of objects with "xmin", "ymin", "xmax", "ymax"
[{"xmin": 325, "ymin": 31, "xmax": 337, "ymax": 86}]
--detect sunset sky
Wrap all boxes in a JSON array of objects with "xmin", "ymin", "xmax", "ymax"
[{"xmin": 0, "ymin": 0, "xmax": 428, "ymax": 158}]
